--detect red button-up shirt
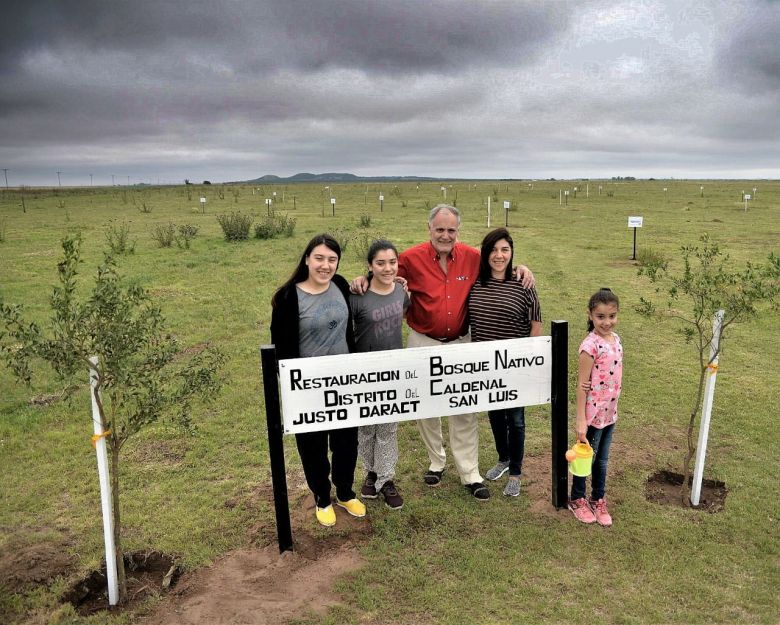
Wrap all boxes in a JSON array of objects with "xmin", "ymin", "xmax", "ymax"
[{"xmin": 398, "ymin": 241, "xmax": 480, "ymax": 340}]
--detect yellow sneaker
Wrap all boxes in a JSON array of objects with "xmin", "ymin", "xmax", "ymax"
[
  {"xmin": 315, "ymin": 504, "xmax": 336, "ymax": 527},
  {"xmin": 336, "ymin": 497, "xmax": 366, "ymax": 518}
]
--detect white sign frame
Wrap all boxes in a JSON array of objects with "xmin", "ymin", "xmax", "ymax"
[
  {"xmin": 279, "ymin": 338, "xmax": 551, "ymax": 434},
  {"xmin": 628, "ymin": 216, "xmax": 644, "ymax": 228}
]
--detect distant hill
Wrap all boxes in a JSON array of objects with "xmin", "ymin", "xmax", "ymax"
[{"xmin": 243, "ymin": 172, "xmax": 441, "ymax": 184}]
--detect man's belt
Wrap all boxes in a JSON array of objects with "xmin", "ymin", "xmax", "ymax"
[{"xmin": 427, "ymin": 334, "xmax": 461, "ymax": 343}]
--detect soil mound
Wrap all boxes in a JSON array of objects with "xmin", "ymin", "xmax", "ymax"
[
  {"xmin": 646, "ymin": 470, "xmax": 727, "ymax": 512},
  {"xmin": 139, "ymin": 492, "xmax": 369, "ymax": 625}
]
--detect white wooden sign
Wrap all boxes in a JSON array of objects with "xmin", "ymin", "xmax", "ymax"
[
  {"xmin": 379, "ymin": 195, "xmax": 384, "ymax": 201},
  {"xmin": 744, "ymin": 194, "xmax": 751, "ymax": 200},
  {"xmin": 279, "ymin": 338, "xmax": 551, "ymax": 434},
  {"xmin": 200, "ymin": 197, "xmax": 206, "ymax": 204},
  {"xmin": 628, "ymin": 216, "xmax": 644, "ymax": 228},
  {"xmin": 330, "ymin": 198, "xmax": 336, "ymax": 205},
  {"xmin": 503, "ymin": 201, "xmax": 510, "ymax": 210}
]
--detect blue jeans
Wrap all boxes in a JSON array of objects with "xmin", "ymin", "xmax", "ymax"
[
  {"xmin": 571, "ymin": 423, "xmax": 614, "ymax": 501},
  {"xmin": 488, "ymin": 406, "xmax": 525, "ymax": 476}
]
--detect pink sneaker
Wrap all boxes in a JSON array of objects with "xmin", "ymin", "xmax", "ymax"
[
  {"xmin": 590, "ymin": 498, "xmax": 612, "ymax": 527},
  {"xmin": 568, "ymin": 498, "xmax": 596, "ymax": 524}
]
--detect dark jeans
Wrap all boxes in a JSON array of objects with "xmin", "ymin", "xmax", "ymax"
[
  {"xmin": 488, "ymin": 406, "xmax": 525, "ymax": 476},
  {"xmin": 295, "ymin": 427, "xmax": 358, "ymax": 508},
  {"xmin": 571, "ymin": 423, "xmax": 614, "ymax": 501}
]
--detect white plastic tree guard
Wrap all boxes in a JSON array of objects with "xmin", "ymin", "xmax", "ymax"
[
  {"xmin": 89, "ymin": 356, "xmax": 119, "ymax": 605},
  {"xmin": 690, "ymin": 310, "xmax": 724, "ymax": 507}
]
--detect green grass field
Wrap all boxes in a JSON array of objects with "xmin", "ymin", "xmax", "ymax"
[{"xmin": 1, "ymin": 179, "xmax": 778, "ymax": 624}]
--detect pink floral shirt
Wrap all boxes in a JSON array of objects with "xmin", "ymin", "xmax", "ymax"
[{"xmin": 580, "ymin": 331, "xmax": 623, "ymax": 428}]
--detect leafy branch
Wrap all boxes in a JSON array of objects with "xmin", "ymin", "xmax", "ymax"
[{"xmin": 636, "ymin": 234, "xmax": 780, "ymax": 504}]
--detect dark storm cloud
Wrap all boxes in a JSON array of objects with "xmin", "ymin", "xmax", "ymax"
[
  {"xmin": 716, "ymin": 1, "xmax": 780, "ymax": 92},
  {"xmin": 2, "ymin": 0, "xmax": 565, "ymax": 76},
  {"xmin": 260, "ymin": 0, "xmax": 564, "ymax": 73},
  {"xmin": 1, "ymin": 0, "xmax": 565, "ymax": 150},
  {"xmin": 1, "ymin": 1, "xmax": 253, "ymax": 71}
]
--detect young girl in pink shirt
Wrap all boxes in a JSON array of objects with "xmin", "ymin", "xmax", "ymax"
[{"xmin": 568, "ymin": 288, "xmax": 623, "ymax": 527}]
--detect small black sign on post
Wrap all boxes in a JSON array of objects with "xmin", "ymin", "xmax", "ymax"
[
  {"xmin": 260, "ymin": 345, "xmax": 293, "ymax": 553},
  {"xmin": 550, "ymin": 321, "xmax": 569, "ymax": 509}
]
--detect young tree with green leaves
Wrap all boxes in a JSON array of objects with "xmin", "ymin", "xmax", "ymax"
[
  {"xmin": 636, "ymin": 234, "xmax": 780, "ymax": 504},
  {"xmin": 0, "ymin": 235, "xmax": 225, "ymax": 603}
]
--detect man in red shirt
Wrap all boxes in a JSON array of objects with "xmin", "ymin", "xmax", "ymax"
[{"xmin": 398, "ymin": 204, "xmax": 534, "ymax": 500}]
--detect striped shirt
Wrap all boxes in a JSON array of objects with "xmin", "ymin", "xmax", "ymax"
[{"xmin": 468, "ymin": 278, "xmax": 542, "ymax": 342}]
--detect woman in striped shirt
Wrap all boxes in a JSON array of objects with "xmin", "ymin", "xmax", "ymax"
[{"xmin": 468, "ymin": 228, "xmax": 542, "ymax": 497}]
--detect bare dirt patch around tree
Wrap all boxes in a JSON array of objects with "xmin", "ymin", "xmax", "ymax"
[
  {"xmin": 138, "ymin": 491, "xmax": 370, "ymax": 625},
  {"xmin": 645, "ymin": 470, "xmax": 727, "ymax": 512},
  {"xmin": 63, "ymin": 551, "xmax": 180, "ymax": 616}
]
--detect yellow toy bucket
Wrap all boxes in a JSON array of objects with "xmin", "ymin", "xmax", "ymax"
[{"xmin": 566, "ymin": 442, "xmax": 593, "ymax": 477}]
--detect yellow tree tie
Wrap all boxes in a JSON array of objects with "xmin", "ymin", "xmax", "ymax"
[{"xmin": 91, "ymin": 430, "xmax": 111, "ymax": 448}]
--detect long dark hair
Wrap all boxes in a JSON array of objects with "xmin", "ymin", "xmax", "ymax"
[
  {"xmin": 271, "ymin": 234, "xmax": 341, "ymax": 308},
  {"xmin": 479, "ymin": 228, "xmax": 514, "ymax": 286},
  {"xmin": 586, "ymin": 287, "xmax": 620, "ymax": 332}
]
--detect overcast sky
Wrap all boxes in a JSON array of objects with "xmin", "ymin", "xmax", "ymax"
[{"xmin": 1, "ymin": 0, "xmax": 779, "ymax": 186}]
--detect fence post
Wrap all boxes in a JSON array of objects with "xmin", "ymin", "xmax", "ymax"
[
  {"xmin": 260, "ymin": 345, "xmax": 294, "ymax": 552},
  {"xmin": 550, "ymin": 321, "xmax": 569, "ymax": 509}
]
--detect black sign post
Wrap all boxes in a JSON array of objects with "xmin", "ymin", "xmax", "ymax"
[
  {"xmin": 550, "ymin": 321, "xmax": 569, "ymax": 509},
  {"xmin": 260, "ymin": 345, "xmax": 293, "ymax": 553},
  {"xmin": 628, "ymin": 216, "xmax": 643, "ymax": 260}
]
